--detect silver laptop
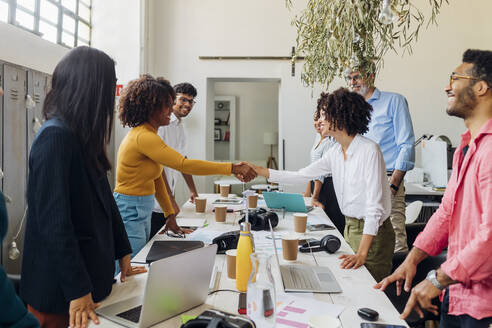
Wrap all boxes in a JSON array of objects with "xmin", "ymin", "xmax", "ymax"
[
  {"xmin": 97, "ymin": 244, "xmax": 218, "ymax": 328},
  {"xmin": 269, "ymin": 223, "xmax": 342, "ymax": 293}
]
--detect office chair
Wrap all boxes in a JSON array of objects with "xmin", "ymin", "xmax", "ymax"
[{"xmin": 405, "ymin": 201, "xmax": 423, "ymax": 224}]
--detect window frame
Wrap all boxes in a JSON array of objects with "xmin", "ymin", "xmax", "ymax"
[{"xmin": 1, "ymin": 0, "xmax": 92, "ymax": 48}]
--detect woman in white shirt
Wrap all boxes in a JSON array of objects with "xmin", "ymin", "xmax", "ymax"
[{"xmin": 251, "ymin": 88, "xmax": 395, "ymax": 281}]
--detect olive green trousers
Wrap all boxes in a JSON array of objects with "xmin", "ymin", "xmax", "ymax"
[{"xmin": 344, "ymin": 217, "xmax": 395, "ymax": 282}]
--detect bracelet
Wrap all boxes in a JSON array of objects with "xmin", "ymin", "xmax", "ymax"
[{"xmin": 389, "ymin": 183, "xmax": 399, "ymax": 192}]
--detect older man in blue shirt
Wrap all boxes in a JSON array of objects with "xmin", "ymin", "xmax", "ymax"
[{"xmin": 346, "ymin": 65, "xmax": 415, "ymax": 252}]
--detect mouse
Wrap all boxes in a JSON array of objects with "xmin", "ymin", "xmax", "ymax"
[{"xmin": 357, "ymin": 307, "xmax": 379, "ymax": 321}]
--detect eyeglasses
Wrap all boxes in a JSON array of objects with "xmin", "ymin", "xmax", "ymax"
[
  {"xmin": 345, "ymin": 74, "xmax": 361, "ymax": 83},
  {"xmin": 165, "ymin": 230, "xmax": 186, "ymax": 238},
  {"xmin": 449, "ymin": 72, "xmax": 479, "ymax": 87},
  {"xmin": 177, "ymin": 96, "xmax": 196, "ymax": 105}
]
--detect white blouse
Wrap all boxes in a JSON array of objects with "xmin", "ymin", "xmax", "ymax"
[
  {"xmin": 269, "ymin": 135, "xmax": 391, "ymax": 236},
  {"xmin": 310, "ymin": 134, "xmax": 336, "ymax": 180}
]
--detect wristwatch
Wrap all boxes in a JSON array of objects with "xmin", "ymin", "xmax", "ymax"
[
  {"xmin": 426, "ymin": 269, "xmax": 445, "ymax": 290},
  {"xmin": 389, "ymin": 183, "xmax": 399, "ymax": 192}
]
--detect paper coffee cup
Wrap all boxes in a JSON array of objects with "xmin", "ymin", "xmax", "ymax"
[
  {"xmin": 294, "ymin": 213, "xmax": 308, "ymax": 233},
  {"xmin": 225, "ymin": 249, "xmax": 237, "ymax": 279},
  {"xmin": 282, "ymin": 235, "xmax": 299, "ymax": 261},
  {"xmin": 248, "ymin": 193, "xmax": 258, "ymax": 209},
  {"xmin": 195, "ymin": 198, "xmax": 207, "ymax": 213},
  {"xmin": 214, "ymin": 205, "xmax": 227, "ymax": 223},
  {"xmin": 220, "ymin": 184, "xmax": 230, "ymax": 198}
]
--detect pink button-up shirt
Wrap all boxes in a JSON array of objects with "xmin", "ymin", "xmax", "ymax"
[{"xmin": 414, "ymin": 117, "xmax": 492, "ymax": 320}]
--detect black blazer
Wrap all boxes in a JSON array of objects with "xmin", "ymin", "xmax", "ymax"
[{"xmin": 20, "ymin": 118, "xmax": 132, "ymax": 314}]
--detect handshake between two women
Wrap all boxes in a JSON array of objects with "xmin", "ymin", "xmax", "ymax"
[{"xmin": 231, "ymin": 162, "xmax": 270, "ymax": 182}]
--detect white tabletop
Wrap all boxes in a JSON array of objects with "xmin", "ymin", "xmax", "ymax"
[
  {"xmin": 405, "ymin": 182, "xmax": 445, "ymax": 196},
  {"xmin": 95, "ymin": 193, "xmax": 408, "ymax": 328}
]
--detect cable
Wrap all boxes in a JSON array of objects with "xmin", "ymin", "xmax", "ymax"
[
  {"xmin": 13, "ymin": 206, "xmax": 28, "ymax": 241},
  {"xmin": 208, "ymin": 289, "xmax": 241, "ymax": 296},
  {"xmin": 8, "ymin": 206, "xmax": 28, "ymax": 260},
  {"xmin": 305, "ymin": 239, "xmax": 319, "ymax": 266}
]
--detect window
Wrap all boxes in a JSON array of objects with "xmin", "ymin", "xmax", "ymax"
[
  {"xmin": 0, "ymin": 0, "xmax": 92, "ymax": 47},
  {"xmin": 0, "ymin": 1, "xmax": 8, "ymax": 22}
]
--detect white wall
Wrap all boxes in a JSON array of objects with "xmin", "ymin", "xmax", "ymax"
[
  {"xmin": 0, "ymin": 22, "xmax": 68, "ymax": 73},
  {"xmin": 148, "ymin": 0, "xmax": 316, "ymax": 195},
  {"xmin": 146, "ymin": 0, "xmax": 492, "ymax": 194},
  {"xmin": 91, "ymin": 0, "xmax": 141, "ymax": 181},
  {"xmin": 377, "ymin": 0, "xmax": 492, "ymax": 147},
  {"xmin": 215, "ymin": 81, "xmax": 279, "ymax": 161}
]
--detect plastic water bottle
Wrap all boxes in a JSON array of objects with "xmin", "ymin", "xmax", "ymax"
[{"xmin": 247, "ymin": 252, "xmax": 276, "ymax": 327}]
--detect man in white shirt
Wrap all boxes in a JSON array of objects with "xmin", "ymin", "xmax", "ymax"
[{"xmin": 150, "ymin": 82, "xmax": 199, "ymax": 237}]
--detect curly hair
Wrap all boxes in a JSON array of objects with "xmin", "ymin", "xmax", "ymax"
[
  {"xmin": 463, "ymin": 49, "xmax": 492, "ymax": 87},
  {"xmin": 174, "ymin": 82, "xmax": 197, "ymax": 98},
  {"xmin": 118, "ymin": 74, "xmax": 175, "ymax": 127},
  {"xmin": 317, "ymin": 88, "xmax": 372, "ymax": 136}
]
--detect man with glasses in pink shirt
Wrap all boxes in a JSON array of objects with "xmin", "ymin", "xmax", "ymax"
[{"xmin": 375, "ymin": 49, "xmax": 492, "ymax": 327}]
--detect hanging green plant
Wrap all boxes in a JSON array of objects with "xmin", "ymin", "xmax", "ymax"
[{"xmin": 286, "ymin": 0, "xmax": 449, "ymax": 87}]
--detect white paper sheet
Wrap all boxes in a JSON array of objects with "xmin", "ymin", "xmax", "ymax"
[
  {"xmin": 176, "ymin": 218, "xmax": 206, "ymax": 228},
  {"xmin": 275, "ymin": 296, "xmax": 344, "ymax": 328}
]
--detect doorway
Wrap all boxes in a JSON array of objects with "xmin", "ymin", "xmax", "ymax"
[{"xmin": 205, "ymin": 78, "xmax": 280, "ymax": 193}]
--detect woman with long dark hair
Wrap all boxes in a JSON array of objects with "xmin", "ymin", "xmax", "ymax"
[{"xmin": 20, "ymin": 46, "xmax": 146, "ymax": 328}]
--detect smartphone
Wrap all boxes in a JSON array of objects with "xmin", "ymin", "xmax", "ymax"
[
  {"xmin": 307, "ymin": 223, "xmax": 336, "ymax": 231},
  {"xmin": 360, "ymin": 324, "xmax": 406, "ymax": 328}
]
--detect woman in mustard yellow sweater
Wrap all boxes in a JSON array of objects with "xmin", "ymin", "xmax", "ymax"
[{"xmin": 115, "ymin": 75, "xmax": 254, "ymax": 257}]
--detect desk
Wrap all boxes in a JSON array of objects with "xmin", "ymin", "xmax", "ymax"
[
  {"xmin": 405, "ymin": 182, "xmax": 444, "ymax": 197},
  {"xmin": 405, "ymin": 182, "xmax": 444, "ymax": 223},
  {"xmin": 96, "ymin": 194, "xmax": 408, "ymax": 327}
]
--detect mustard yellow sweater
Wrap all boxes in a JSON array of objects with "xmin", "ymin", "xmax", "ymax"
[{"xmin": 115, "ymin": 123, "xmax": 232, "ymax": 216}]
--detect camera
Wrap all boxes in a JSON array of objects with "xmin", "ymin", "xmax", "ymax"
[{"xmin": 238, "ymin": 208, "xmax": 279, "ymax": 231}]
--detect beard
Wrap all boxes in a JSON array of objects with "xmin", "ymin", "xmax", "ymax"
[
  {"xmin": 351, "ymin": 84, "xmax": 370, "ymax": 98},
  {"xmin": 173, "ymin": 105, "xmax": 190, "ymax": 118},
  {"xmin": 446, "ymin": 85, "xmax": 477, "ymax": 119}
]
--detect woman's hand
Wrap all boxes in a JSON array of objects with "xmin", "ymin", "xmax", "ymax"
[
  {"xmin": 338, "ymin": 252, "xmax": 367, "ymax": 269},
  {"xmin": 69, "ymin": 293, "xmax": 99, "ymax": 328},
  {"xmin": 118, "ymin": 254, "xmax": 147, "ymax": 282},
  {"xmin": 189, "ymin": 191, "xmax": 199, "ymax": 203},
  {"xmin": 339, "ymin": 233, "xmax": 373, "ymax": 270},
  {"xmin": 311, "ymin": 198, "xmax": 325, "ymax": 210},
  {"xmin": 245, "ymin": 162, "xmax": 270, "ymax": 178},
  {"xmin": 162, "ymin": 214, "xmax": 193, "ymax": 234},
  {"xmin": 232, "ymin": 162, "xmax": 257, "ymax": 182}
]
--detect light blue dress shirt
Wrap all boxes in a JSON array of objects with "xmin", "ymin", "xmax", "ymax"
[{"xmin": 365, "ymin": 88, "xmax": 415, "ymax": 172}]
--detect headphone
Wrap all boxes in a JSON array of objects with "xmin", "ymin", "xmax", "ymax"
[{"xmin": 299, "ymin": 234, "xmax": 341, "ymax": 254}]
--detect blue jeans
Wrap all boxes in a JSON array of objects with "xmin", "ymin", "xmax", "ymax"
[
  {"xmin": 440, "ymin": 289, "xmax": 492, "ymax": 328},
  {"xmin": 113, "ymin": 192, "xmax": 154, "ymax": 258}
]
